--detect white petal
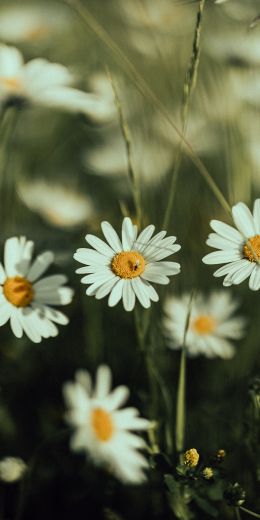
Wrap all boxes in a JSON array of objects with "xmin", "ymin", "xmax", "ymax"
[
  {"xmin": 121, "ymin": 217, "xmax": 137, "ymax": 251},
  {"xmin": 213, "ymin": 259, "xmax": 248, "ymax": 277},
  {"xmin": 105, "ymin": 386, "xmax": 130, "ymax": 411},
  {"xmin": 33, "ymin": 274, "xmax": 67, "ymax": 290},
  {"xmin": 122, "ymin": 280, "xmax": 135, "ymax": 311},
  {"xmin": 253, "ymin": 199, "xmax": 260, "ymax": 234},
  {"xmin": 249, "ymin": 265, "xmax": 260, "ymax": 290},
  {"xmin": 131, "ymin": 278, "xmax": 151, "ymax": 308},
  {"xmin": 210, "ymin": 220, "xmax": 243, "ymax": 243},
  {"xmin": 0, "ymin": 262, "xmax": 6, "ymax": 283},
  {"xmin": 101, "ymin": 221, "xmax": 122, "ymax": 252},
  {"xmin": 202, "ymin": 250, "xmax": 241, "ymax": 264},
  {"xmin": 4, "ymin": 237, "xmax": 22, "ymax": 277},
  {"xmin": 85, "ymin": 234, "xmax": 114, "ymax": 257},
  {"xmin": 141, "ymin": 269, "xmax": 169, "ymax": 284},
  {"xmin": 31, "ymin": 303, "xmax": 69, "ymax": 325},
  {"xmin": 10, "ymin": 309, "xmax": 23, "ymax": 338},
  {"xmin": 232, "ymin": 202, "xmax": 256, "ymax": 238},
  {"xmin": 108, "ymin": 278, "xmax": 125, "ymax": 307},
  {"xmin": 74, "ymin": 248, "xmax": 109, "ymax": 266},
  {"xmin": 0, "ymin": 302, "xmax": 12, "ymax": 326},
  {"xmin": 225, "ymin": 262, "xmax": 255, "ymax": 285},
  {"xmin": 19, "ymin": 308, "xmax": 42, "ymax": 343},
  {"xmin": 94, "ymin": 365, "xmax": 112, "ymax": 399},
  {"xmin": 27, "ymin": 251, "xmax": 54, "ymax": 282},
  {"xmin": 95, "ymin": 277, "xmax": 118, "ymax": 300},
  {"xmin": 206, "ymin": 233, "xmax": 242, "ymax": 250},
  {"xmin": 134, "ymin": 225, "xmax": 155, "ymax": 252}
]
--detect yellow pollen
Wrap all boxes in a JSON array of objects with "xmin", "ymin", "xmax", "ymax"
[
  {"xmin": 111, "ymin": 251, "xmax": 145, "ymax": 279},
  {"xmin": 0, "ymin": 77, "xmax": 21, "ymax": 92},
  {"xmin": 91, "ymin": 408, "xmax": 114, "ymax": 442},
  {"xmin": 192, "ymin": 315, "xmax": 216, "ymax": 335},
  {"xmin": 184, "ymin": 448, "xmax": 200, "ymax": 468},
  {"xmin": 3, "ymin": 276, "xmax": 34, "ymax": 307},
  {"xmin": 243, "ymin": 235, "xmax": 260, "ymax": 262}
]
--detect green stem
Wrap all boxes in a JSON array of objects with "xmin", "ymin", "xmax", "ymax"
[
  {"xmin": 0, "ymin": 106, "xmax": 20, "ymax": 230},
  {"xmin": 235, "ymin": 508, "xmax": 242, "ymax": 520},
  {"xmin": 175, "ymin": 292, "xmax": 195, "ymax": 454},
  {"xmin": 240, "ymin": 507, "xmax": 260, "ymax": 519}
]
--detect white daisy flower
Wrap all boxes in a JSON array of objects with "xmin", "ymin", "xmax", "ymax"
[
  {"xmin": 164, "ymin": 291, "xmax": 245, "ymax": 359},
  {"xmin": 0, "ymin": 44, "xmax": 115, "ymax": 122},
  {"xmin": 63, "ymin": 365, "xmax": 151, "ymax": 484},
  {"xmin": 73, "ymin": 217, "xmax": 181, "ymax": 311},
  {"xmin": 202, "ymin": 199, "xmax": 260, "ymax": 290},
  {"xmin": 18, "ymin": 179, "xmax": 96, "ymax": 230},
  {"xmin": 0, "ymin": 4, "xmax": 70, "ymax": 44},
  {"xmin": 0, "ymin": 457, "xmax": 27, "ymax": 483},
  {"xmin": 0, "ymin": 236, "xmax": 74, "ymax": 343}
]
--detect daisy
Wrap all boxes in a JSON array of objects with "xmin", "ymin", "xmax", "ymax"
[
  {"xmin": 202, "ymin": 199, "xmax": 260, "ymax": 290},
  {"xmin": 0, "ymin": 236, "xmax": 73, "ymax": 343},
  {"xmin": 63, "ymin": 365, "xmax": 151, "ymax": 484},
  {"xmin": 18, "ymin": 179, "xmax": 96, "ymax": 230},
  {"xmin": 0, "ymin": 45, "xmax": 115, "ymax": 122},
  {"xmin": 73, "ymin": 217, "xmax": 181, "ymax": 311},
  {"xmin": 164, "ymin": 291, "xmax": 245, "ymax": 359}
]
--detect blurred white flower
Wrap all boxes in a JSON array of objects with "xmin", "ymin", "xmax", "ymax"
[
  {"xmin": 0, "ymin": 45, "xmax": 115, "ymax": 121},
  {"xmin": 18, "ymin": 180, "xmax": 96, "ymax": 229},
  {"xmin": 0, "ymin": 236, "xmax": 74, "ymax": 343},
  {"xmin": 0, "ymin": 4, "xmax": 70, "ymax": 44},
  {"xmin": 74, "ymin": 217, "xmax": 181, "ymax": 311},
  {"xmin": 0, "ymin": 457, "xmax": 27, "ymax": 483},
  {"xmin": 164, "ymin": 291, "xmax": 245, "ymax": 359},
  {"xmin": 203, "ymin": 199, "xmax": 260, "ymax": 290},
  {"xmin": 85, "ymin": 131, "xmax": 173, "ymax": 185},
  {"xmin": 63, "ymin": 365, "xmax": 151, "ymax": 484}
]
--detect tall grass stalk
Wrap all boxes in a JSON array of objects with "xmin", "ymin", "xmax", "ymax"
[{"xmin": 63, "ymin": 0, "xmax": 231, "ymax": 216}]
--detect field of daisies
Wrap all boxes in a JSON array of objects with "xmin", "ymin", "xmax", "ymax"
[{"xmin": 0, "ymin": 0, "xmax": 260, "ymax": 519}]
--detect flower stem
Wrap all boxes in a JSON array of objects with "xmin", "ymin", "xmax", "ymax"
[
  {"xmin": 240, "ymin": 507, "xmax": 260, "ymax": 519},
  {"xmin": 175, "ymin": 292, "xmax": 195, "ymax": 455},
  {"xmin": 235, "ymin": 508, "xmax": 242, "ymax": 520}
]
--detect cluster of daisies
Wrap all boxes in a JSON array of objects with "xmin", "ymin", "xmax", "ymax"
[{"xmin": 1, "ymin": 199, "xmax": 259, "ymax": 482}]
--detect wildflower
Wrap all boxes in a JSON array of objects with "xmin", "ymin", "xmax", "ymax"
[
  {"xmin": 202, "ymin": 199, "xmax": 260, "ymax": 290},
  {"xmin": 63, "ymin": 365, "xmax": 151, "ymax": 484},
  {"xmin": 164, "ymin": 291, "xmax": 245, "ymax": 359},
  {"xmin": 18, "ymin": 179, "xmax": 96, "ymax": 230},
  {"xmin": 0, "ymin": 236, "xmax": 73, "ymax": 343},
  {"xmin": 203, "ymin": 467, "xmax": 214, "ymax": 480},
  {"xmin": 0, "ymin": 457, "xmax": 27, "ymax": 482},
  {"xmin": 0, "ymin": 4, "xmax": 69, "ymax": 44},
  {"xmin": 217, "ymin": 449, "xmax": 226, "ymax": 459},
  {"xmin": 0, "ymin": 44, "xmax": 115, "ymax": 122},
  {"xmin": 224, "ymin": 482, "xmax": 246, "ymax": 507},
  {"xmin": 184, "ymin": 448, "xmax": 199, "ymax": 468},
  {"xmin": 74, "ymin": 217, "xmax": 181, "ymax": 311}
]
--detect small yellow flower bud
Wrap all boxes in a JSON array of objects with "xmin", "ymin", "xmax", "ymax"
[
  {"xmin": 203, "ymin": 467, "xmax": 214, "ymax": 480},
  {"xmin": 217, "ymin": 449, "xmax": 226, "ymax": 459},
  {"xmin": 184, "ymin": 448, "xmax": 199, "ymax": 468}
]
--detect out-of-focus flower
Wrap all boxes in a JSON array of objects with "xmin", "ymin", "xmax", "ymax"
[
  {"xmin": 0, "ymin": 236, "xmax": 73, "ymax": 343},
  {"xmin": 164, "ymin": 291, "xmax": 245, "ymax": 359},
  {"xmin": 0, "ymin": 45, "xmax": 115, "ymax": 122},
  {"xmin": 63, "ymin": 365, "xmax": 151, "ymax": 484},
  {"xmin": 184, "ymin": 448, "xmax": 199, "ymax": 468},
  {"xmin": 0, "ymin": 457, "xmax": 27, "ymax": 482},
  {"xmin": 203, "ymin": 199, "xmax": 260, "ymax": 290},
  {"xmin": 0, "ymin": 4, "xmax": 70, "ymax": 44},
  {"xmin": 85, "ymin": 131, "xmax": 173, "ymax": 186},
  {"xmin": 74, "ymin": 217, "xmax": 181, "ymax": 311},
  {"xmin": 18, "ymin": 180, "xmax": 96, "ymax": 230},
  {"xmin": 203, "ymin": 467, "xmax": 214, "ymax": 479}
]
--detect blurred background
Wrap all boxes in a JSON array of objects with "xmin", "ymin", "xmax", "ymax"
[{"xmin": 0, "ymin": 0, "xmax": 259, "ymax": 518}]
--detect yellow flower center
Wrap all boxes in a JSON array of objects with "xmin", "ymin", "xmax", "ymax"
[
  {"xmin": 111, "ymin": 251, "xmax": 145, "ymax": 279},
  {"xmin": 0, "ymin": 77, "xmax": 22, "ymax": 92},
  {"xmin": 25, "ymin": 25, "xmax": 49, "ymax": 41},
  {"xmin": 203, "ymin": 467, "xmax": 214, "ymax": 480},
  {"xmin": 243, "ymin": 235, "xmax": 260, "ymax": 262},
  {"xmin": 91, "ymin": 408, "xmax": 114, "ymax": 442},
  {"xmin": 3, "ymin": 276, "xmax": 34, "ymax": 307},
  {"xmin": 191, "ymin": 315, "xmax": 216, "ymax": 335},
  {"xmin": 184, "ymin": 448, "xmax": 200, "ymax": 468}
]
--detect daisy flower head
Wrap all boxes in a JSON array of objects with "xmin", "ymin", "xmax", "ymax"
[
  {"xmin": 203, "ymin": 199, "xmax": 260, "ymax": 290},
  {"xmin": 0, "ymin": 236, "xmax": 74, "ymax": 343},
  {"xmin": 0, "ymin": 44, "xmax": 115, "ymax": 122},
  {"xmin": 63, "ymin": 365, "xmax": 151, "ymax": 484},
  {"xmin": 73, "ymin": 217, "xmax": 181, "ymax": 311},
  {"xmin": 164, "ymin": 291, "xmax": 245, "ymax": 359}
]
